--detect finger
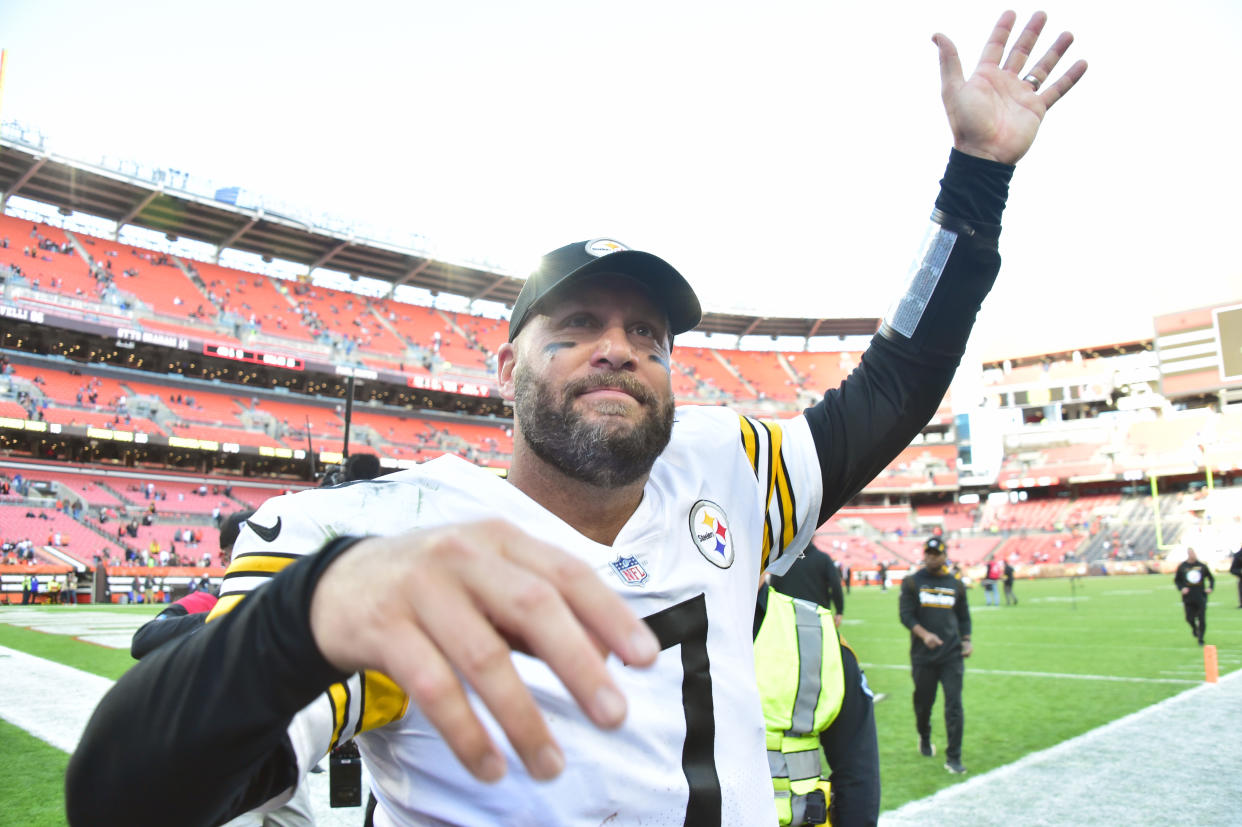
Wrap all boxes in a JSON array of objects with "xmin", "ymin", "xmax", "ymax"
[
  {"xmin": 1001, "ymin": 11, "xmax": 1048, "ymax": 75},
  {"xmin": 496, "ymin": 524, "xmax": 660, "ymax": 668},
  {"xmin": 976, "ymin": 10, "xmax": 1018, "ymax": 69},
  {"xmin": 379, "ymin": 622, "xmax": 508, "ymax": 782},
  {"xmin": 417, "ymin": 573, "xmax": 567, "ymax": 780},
  {"xmin": 1040, "ymin": 58, "xmax": 1088, "ymax": 110},
  {"xmin": 932, "ymin": 32, "xmax": 964, "ymax": 99},
  {"xmin": 1021, "ymin": 31, "xmax": 1075, "ymax": 90}
]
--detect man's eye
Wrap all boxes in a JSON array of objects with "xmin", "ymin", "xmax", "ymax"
[{"xmin": 632, "ymin": 324, "xmax": 655, "ymax": 339}]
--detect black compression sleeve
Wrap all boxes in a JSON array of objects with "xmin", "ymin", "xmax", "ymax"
[
  {"xmin": 821, "ymin": 646, "xmax": 880, "ymax": 826},
  {"xmin": 805, "ymin": 151, "xmax": 1008, "ymax": 523},
  {"xmin": 129, "ymin": 608, "xmax": 206, "ymax": 660},
  {"xmin": 66, "ymin": 536, "xmax": 362, "ymax": 827}
]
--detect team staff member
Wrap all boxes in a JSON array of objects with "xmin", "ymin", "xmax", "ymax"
[
  {"xmin": 755, "ymin": 586, "xmax": 879, "ymax": 826},
  {"xmin": 67, "ymin": 13, "xmax": 1086, "ymax": 825},
  {"xmin": 770, "ymin": 542, "xmax": 846, "ymax": 627},
  {"xmin": 1230, "ymin": 544, "xmax": 1242, "ymax": 609},
  {"xmin": 900, "ymin": 537, "xmax": 972, "ymax": 774},
  {"xmin": 1174, "ymin": 548, "xmax": 1215, "ymax": 645}
]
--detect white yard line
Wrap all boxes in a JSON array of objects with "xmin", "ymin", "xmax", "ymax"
[
  {"xmin": 880, "ymin": 669, "xmax": 1242, "ymax": 826},
  {"xmin": 861, "ymin": 662, "xmax": 1201, "ymax": 684},
  {"xmin": 0, "ymin": 646, "xmax": 114, "ymax": 752},
  {"xmin": 0, "ymin": 635, "xmax": 364, "ymax": 826}
]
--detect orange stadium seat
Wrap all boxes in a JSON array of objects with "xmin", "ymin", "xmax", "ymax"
[
  {"xmin": 0, "ymin": 215, "xmax": 103, "ymax": 301},
  {"xmin": 673, "ymin": 348, "xmax": 749, "ymax": 399},
  {"xmin": 74, "ymin": 233, "xmax": 207, "ymax": 318},
  {"xmin": 725, "ymin": 351, "xmax": 797, "ymax": 402},
  {"xmin": 120, "ymin": 379, "xmax": 248, "ymax": 426},
  {"xmin": 784, "ymin": 351, "xmax": 855, "ymax": 394}
]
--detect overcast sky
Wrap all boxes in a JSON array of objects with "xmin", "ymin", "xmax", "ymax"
[{"xmin": 2, "ymin": 0, "xmax": 1239, "ymax": 360}]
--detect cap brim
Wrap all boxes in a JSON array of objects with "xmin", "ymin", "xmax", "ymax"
[{"xmin": 510, "ymin": 248, "xmax": 701, "ymax": 341}]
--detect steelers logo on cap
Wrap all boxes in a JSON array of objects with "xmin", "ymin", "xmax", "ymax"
[{"xmin": 585, "ymin": 238, "xmax": 629, "ymax": 257}]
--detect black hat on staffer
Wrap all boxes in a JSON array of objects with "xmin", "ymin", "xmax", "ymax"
[
  {"xmin": 219, "ymin": 510, "xmax": 255, "ymax": 552},
  {"xmin": 924, "ymin": 536, "xmax": 948, "ymax": 555},
  {"xmin": 507, "ymin": 238, "xmax": 702, "ymax": 342}
]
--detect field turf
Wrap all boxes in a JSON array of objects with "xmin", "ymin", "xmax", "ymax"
[
  {"xmin": 840, "ymin": 572, "xmax": 1240, "ymax": 810},
  {"xmin": 0, "ymin": 572, "xmax": 1236, "ymax": 822}
]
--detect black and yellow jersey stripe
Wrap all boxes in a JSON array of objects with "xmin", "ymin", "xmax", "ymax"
[{"xmin": 738, "ymin": 414, "xmax": 799, "ymax": 572}]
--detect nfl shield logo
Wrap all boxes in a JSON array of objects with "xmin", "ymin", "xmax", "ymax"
[{"xmin": 610, "ymin": 555, "xmax": 649, "ymax": 587}]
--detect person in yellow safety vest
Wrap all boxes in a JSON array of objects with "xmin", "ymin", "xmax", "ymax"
[{"xmin": 755, "ymin": 586, "xmax": 880, "ymax": 826}]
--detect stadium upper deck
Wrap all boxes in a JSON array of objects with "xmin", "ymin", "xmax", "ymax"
[{"xmin": 2, "ymin": 127, "xmax": 1240, "ymax": 505}]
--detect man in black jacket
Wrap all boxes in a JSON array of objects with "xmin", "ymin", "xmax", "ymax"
[
  {"xmin": 1174, "ymin": 548, "xmax": 1215, "ymax": 645},
  {"xmin": 770, "ymin": 542, "xmax": 846, "ymax": 627},
  {"xmin": 899, "ymin": 536, "xmax": 972, "ymax": 774},
  {"xmin": 1230, "ymin": 545, "xmax": 1242, "ymax": 609}
]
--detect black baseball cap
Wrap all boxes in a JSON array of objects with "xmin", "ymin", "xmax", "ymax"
[
  {"xmin": 219, "ymin": 509, "xmax": 255, "ymax": 551},
  {"xmin": 924, "ymin": 537, "xmax": 947, "ymax": 555},
  {"xmin": 508, "ymin": 238, "xmax": 702, "ymax": 342}
]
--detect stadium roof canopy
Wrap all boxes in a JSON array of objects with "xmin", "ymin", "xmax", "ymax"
[{"xmin": 0, "ymin": 134, "xmax": 879, "ymax": 340}]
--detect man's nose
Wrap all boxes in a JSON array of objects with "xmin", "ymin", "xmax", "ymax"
[{"xmin": 590, "ymin": 325, "xmax": 636, "ymax": 370}]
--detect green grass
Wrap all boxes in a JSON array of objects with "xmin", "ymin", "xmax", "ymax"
[
  {"xmin": 839, "ymin": 573, "xmax": 1240, "ymax": 811},
  {"xmin": 0, "ymin": 578, "xmax": 1238, "ymax": 819},
  {"xmin": 0, "ymin": 619, "xmax": 136, "ymax": 680},
  {"xmin": 0, "ymin": 718, "xmax": 71, "ymax": 827}
]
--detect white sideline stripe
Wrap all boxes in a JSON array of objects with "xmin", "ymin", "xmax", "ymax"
[
  {"xmin": 880, "ymin": 668, "xmax": 1242, "ymax": 825},
  {"xmin": 0, "ymin": 645, "xmax": 113, "ymax": 752},
  {"xmin": 0, "ymin": 646, "xmax": 364, "ymax": 827},
  {"xmin": 860, "ymin": 662, "xmax": 1200, "ymax": 685}
]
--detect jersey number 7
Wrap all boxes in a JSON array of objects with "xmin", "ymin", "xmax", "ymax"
[{"xmin": 642, "ymin": 593, "xmax": 721, "ymax": 826}]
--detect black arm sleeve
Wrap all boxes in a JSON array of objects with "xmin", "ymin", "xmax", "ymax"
[
  {"xmin": 129, "ymin": 607, "xmax": 207, "ymax": 660},
  {"xmin": 805, "ymin": 150, "xmax": 1011, "ymax": 524},
  {"xmin": 821, "ymin": 645, "xmax": 880, "ymax": 827},
  {"xmin": 898, "ymin": 574, "xmax": 919, "ymax": 631},
  {"xmin": 66, "ymin": 536, "xmax": 362, "ymax": 827}
]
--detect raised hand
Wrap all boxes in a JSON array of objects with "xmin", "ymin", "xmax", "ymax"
[
  {"xmin": 308, "ymin": 520, "xmax": 660, "ymax": 782},
  {"xmin": 934, "ymin": 10, "xmax": 1087, "ymax": 164}
]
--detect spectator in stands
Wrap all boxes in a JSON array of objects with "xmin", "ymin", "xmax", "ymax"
[
  {"xmin": 900, "ymin": 537, "xmax": 972, "ymax": 774},
  {"xmin": 1174, "ymin": 549, "xmax": 1215, "ymax": 646}
]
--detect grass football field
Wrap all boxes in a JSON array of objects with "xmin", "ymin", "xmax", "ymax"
[
  {"xmin": 840, "ymin": 572, "xmax": 1240, "ymax": 810},
  {"xmin": 0, "ymin": 573, "xmax": 1236, "ymax": 823}
]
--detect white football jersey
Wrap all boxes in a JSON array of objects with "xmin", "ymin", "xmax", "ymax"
[{"xmin": 219, "ymin": 405, "xmax": 823, "ymax": 826}]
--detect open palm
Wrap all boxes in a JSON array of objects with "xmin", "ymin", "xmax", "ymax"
[{"xmin": 937, "ymin": 11, "xmax": 1087, "ymax": 165}]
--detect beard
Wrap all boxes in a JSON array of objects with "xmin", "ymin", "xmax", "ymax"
[{"xmin": 514, "ymin": 365, "xmax": 674, "ymax": 488}]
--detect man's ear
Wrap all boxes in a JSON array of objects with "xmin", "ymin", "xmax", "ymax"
[{"xmin": 497, "ymin": 342, "xmax": 517, "ymax": 401}]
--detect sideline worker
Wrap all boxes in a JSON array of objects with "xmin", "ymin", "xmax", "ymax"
[
  {"xmin": 756, "ymin": 586, "xmax": 879, "ymax": 825},
  {"xmin": 899, "ymin": 536, "xmax": 972, "ymax": 774}
]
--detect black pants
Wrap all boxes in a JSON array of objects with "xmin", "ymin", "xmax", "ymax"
[
  {"xmin": 1183, "ymin": 598, "xmax": 1207, "ymax": 641},
  {"xmin": 1003, "ymin": 581, "xmax": 1017, "ymax": 605},
  {"xmin": 1236, "ymin": 576, "xmax": 1242, "ymax": 608},
  {"xmin": 912, "ymin": 658, "xmax": 964, "ymax": 761}
]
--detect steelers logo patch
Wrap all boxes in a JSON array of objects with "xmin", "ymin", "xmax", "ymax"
[
  {"xmin": 585, "ymin": 238, "xmax": 629, "ymax": 257},
  {"xmin": 1187, "ymin": 569, "xmax": 1202, "ymax": 585},
  {"xmin": 689, "ymin": 499, "xmax": 734, "ymax": 569}
]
